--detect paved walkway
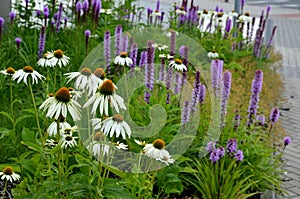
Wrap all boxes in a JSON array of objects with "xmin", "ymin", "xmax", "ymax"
[{"xmin": 145, "ymin": 0, "xmax": 300, "ymax": 197}]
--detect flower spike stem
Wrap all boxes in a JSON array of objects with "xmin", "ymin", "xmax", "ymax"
[{"xmin": 28, "ymin": 80, "xmax": 44, "ymax": 146}]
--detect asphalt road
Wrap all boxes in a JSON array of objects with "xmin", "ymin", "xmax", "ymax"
[{"xmin": 246, "ymin": 0, "xmax": 300, "ymax": 10}]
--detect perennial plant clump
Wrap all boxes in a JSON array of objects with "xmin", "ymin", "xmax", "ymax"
[{"xmin": 0, "ymin": 0, "xmax": 290, "ymax": 198}]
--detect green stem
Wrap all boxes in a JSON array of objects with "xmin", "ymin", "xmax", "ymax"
[{"xmin": 28, "ymin": 80, "xmax": 44, "ymax": 146}]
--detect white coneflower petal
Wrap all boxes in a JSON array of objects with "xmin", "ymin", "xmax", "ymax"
[
  {"xmin": 47, "ymin": 121, "xmax": 72, "ymax": 136},
  {"xmin": 0, "ymin": 166, "xmax": 21, "ymax": 182},
  {"xmin": 12, "ymin": 66, "xmax": 45, "ymax": 85},
  {"xmin": 83, "ymin": 79, "xmax": 126, "ymax": 116},
  {"xmin": 114, "ymin": 52, "xmax": 133, "ymax": 66},
  {"xmin": 168, "ymin": 59, "xmax": 187, "ymax": 72},
  {"xmin": 40, "ymin": 87, "xmax": 81, "ymax": 121},
  {"xmin": 143, "ymin": 139, "xmax": 175, "ymax": 165},
  {"xmin": 60, "ymin": 134, "xmax": 78, "ymax": 149},
  {"xmin": 47, "ymin": 49, "xmax": 70, "ymax": 68},
  {"xmin": 99, "ymin": 114, "xmax": 131, "ymax": 139}
]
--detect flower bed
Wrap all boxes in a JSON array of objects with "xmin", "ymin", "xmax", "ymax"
[{"xmin": 0, "ymin": 0, "xmax": 290, "ymax": 198}]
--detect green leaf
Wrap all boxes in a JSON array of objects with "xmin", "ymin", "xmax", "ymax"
[
  {"xmin": 103, "ymin": 178, "xmax": 135, "ymax": 199},
  {"xmin": 0, "ymin": 111, "xmax": 13, "ymax": 123},
  {"xmin": 0, "ymin": 128, "xmax": 11, "ymax": 139},
  {"xmin": 21, "ymin": 141, "xmax": 43, "ymax": 153},
  {"xmin": 22, "ymin": 127, "xmax": 35, "ymax": 142}
]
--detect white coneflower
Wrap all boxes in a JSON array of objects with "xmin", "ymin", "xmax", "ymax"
[
  {"xmin": 151, "ymin": 10, "xmax": 162, "ymax": 17},
  {"xmin": 60, "ymin": 133, "xmax": 78, "ymax": 149},
  {"xmin": 238, "ymin": 12, "xmax": 252, "ymax": 23},
  {"xmin": 134, "ymin": 139, "xmax": 146, "ymax": 146},
  {"xmin": 12, "ymin": 66, "xmax": 45, "ymax": 85},
  {"xmin": 114, "ymin": 141, "xmax": 128, "ymax": 150},
  {"xmin": 143, "ymin": 139, "xmax": 175, "ymax": 165},
  {"xmin": 47, "ymin": 120, "xmax": 71, "ymax": 136},
  {"xmin": 39, "ymin": 87, "xmax": 82, "ymax": 121},
  {"xmin": 68, "ymin": 87, "xmax": 83, "ymax": 100},
  {"xmin": 93, "ymin": 68, "xmax": 106, "ymax": 81},
  {"xmin": 65, "ymin": 67, "xmax": 102, "ymax": 96},
  {"xmin": 83, "ymin": 79, "xmax": 126, "ymax": 116},
  {"xmin": 1, "ymin": 67, "xmax": 16, "ymax": 76},
  {"xmin": 90, "ymin": 118, "xmax": 102, "ymax": 130},
  {"xmin": 228, "ymin": 10, "xmax": 238, "ymax": 18},
  {"xmin": 47, "ymin": 49, "xmax": 70, "ymax": 68},
  {"xmin": 37, "ymin": 52, "xmax": 55, "ymax": 67},
  {"xmin": 159, "ymin": 54, "xmax": 174, "ymax": 59},
  {"xmin": 0, "ymin": 166, "xmax": 21, "ymax": 182},
  {"xmin": 114, "ymin": 52, "xmax": 133, "ymax": 67},
  {"xmin": 152, "ymin": 43, "xmax": 168, "ymax": 51},
  {"xmin": 45, "ymin": 139, "xmax": 58, "ymax": 147},
  {"xmin": 197, "ymin": 9, "xmax": 211, "ymax": 19},
  {"xmin": 99, "ymin": 114, "xmax": 131, "ymax": 139},
  {"xmin": 169, "ymin": 58, "xmax": 187, "ymax": 72},
  {"xmin": 207, "ymin": 50, "xmax": 219, "ymax": 59},
  {"xmin": 100, "ymin": 9, "xmax": 112, "ymax": 14},
  {"xmin": 87, "ymin": 132, "xmax": 110, "ymax": 157},
  {"xmin": 176, "ymin": 6, "xmax": 187, "ymax": 15}
]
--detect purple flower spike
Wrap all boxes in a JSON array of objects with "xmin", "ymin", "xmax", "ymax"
[
  {"xmin": 206, "ymin": 141, "xmax": 216, "ymax": 153},
  {"xmin": 256, "ymin": 114, "xmax": 265, "ymax": 126},
  {"xmin": 0, "ymin": 17, "xmax": 4, "ymax": 27},
  {"xmin": 139, "ymin": 50, "xmax": 147, "ymax": 68},
  {"xmin": 220, "ymin": 71, "xmax": 232, "ymax": 127},
  {"xmin": 104, "ymin": 30, "xmax": 111, "ymax": 73},
  {"xmin": 156, "ymin": 0, "xmax": 160, "ymax": 11},
  {"xmin": 122, "ymin": 34, "xmax": 129, "ymax": 53},
  {"xmin": 169, "ymin": 30, "xmax": 177, "ymax": 57},
  {"xmin": 174, "ymin": 73, "xmax": 181, "ymax": 94},
  {"xmin": 211, "ymin": 59, "xmax": 223, "ymax": 97},
  {"xmin": 83, "ymin": 0, "xmax": 89, "ymax": 13},
  {"xmin": 218, "ymin": 146, "xmax": 225, "ymax": 158},
  {"xmin": 9, "ymin": 12, "xmax": 16, "ymax": 23},
  {"xmin": 234, "ymin": 150, "xmax": 244, "ymax": 162},
  {"xmin": 247, "ymin": 70, "xmax": 263, "ymax": 126},
  {"xmin": 130, "ymin": 42, "xmax": 138, "ymax": 69},
  {"xmin": 115, "ymin": 25, "xmax": 122, "ymax": 56},
  {"xmin": 15, "ymin": 38, "xmax": 22, "ymax": 50},
  {"xmin": 181, "ymin": 101, "xmax": 190, "ymax": 124},
  {"xmin": 190, "ymin": 71, "xmax": 201, "ymax": 114},
  {"xmin": 210, "ymin": 148, "xmax": 220, "ymax": 163},
  {"xmin": 56, "ymin": 3, "xmax": 63, "ymax": 33},
  {"xmin": 144, "ymin": 40, "xmax": 155, "ymax": 104},
  {"xmin": 269, "ymin": 107, "xmax": 280, "ymax": 124},
  {"xmin": 38, "ymin": 26, "xmax": 46, "ymax": 59},
  {"xmin": 76, "ymin": 1, "xmax": 82, "ymax": 14},
  {"xmin": 36, "ymin": 10, "xmax": 41, "ymax": 17},
  {"xmin": 44, "ymin": 6, "xmax": 49, "ymax": 18},
  {"xmin": 283, "ymin": 136, "xmax": 291, "ymax": 146},
  {"xmin": 241, "ymin": 0, "xmax": 245, "ymax": 8},
  {"xmin": 85, "ymin": 29, "xmax": 91, "ymax": 37},
  {"xmin": 158, "ymin": 57, "xmax": 165, "ymax": 82},
  {"xmin": 0, "ymin": 17, "xmax": 4, "ymax": 43},
  {"xmin": 199, "ymin": 84, "xmax": 206, "ymax": 105},
  {"xmin": 233, "ymin": 111, "xmax": 240, "ymax": 131},
  {"xmin": 226, "ymin": 138, "xmax": 237, "ymax": 153}
]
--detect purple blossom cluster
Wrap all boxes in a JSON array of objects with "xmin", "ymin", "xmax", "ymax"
[
  {"xmin": 115, "ymin": 25, "xmax": 122, "ymax": 56},
  {"xmin": 190, "ymin": 71, "xmax": 201, "ymax": 114},
  {"xmin": 211, "ymin": 59, "xmax": 223, "ymax": 97},
  {"xmin": 206, "ymin": 138, "xmax": 244, "ymax": 163},
  {"xmin": 104, "ymin": 30, "xmax": 111, "ymax": 74},
  {"xmin": 247, "ymin": 70, "xmax": 263, "ymax": 126},
  {"xmin": 220, "ymin": 71, "xmax": 232, "ymax": 127},
  {"xmin": 144, "ymin": 40, "xmax": 155, "ymax": 104},
  {"xmin": 269, "ymin": 107, "xmax": 280, "ymax": 125},
  {"xmin": 38, "ymin": 26, "xmax": 46, "ymax": 59}
]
